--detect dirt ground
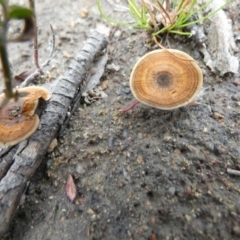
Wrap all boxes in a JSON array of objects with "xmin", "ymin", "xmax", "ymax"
[{"xmin": 3, "ymin": 0, "xmax": 240, "ymax": 239}]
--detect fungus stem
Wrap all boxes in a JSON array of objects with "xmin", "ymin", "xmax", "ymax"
[{"xmin": 121, "ymin": 100, "xmax": 140, "ymax": 113}]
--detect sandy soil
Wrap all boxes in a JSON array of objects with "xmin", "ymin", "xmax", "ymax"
[{"xmin": 3, "ymin": 0, "xmax": 240, "ymax": 239}]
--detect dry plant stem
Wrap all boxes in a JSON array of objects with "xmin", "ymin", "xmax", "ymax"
[
  {"xmin": 121, "ymin": 100, "xmax": 140, "ymax": 113},
  {"xmin": 33, "ymin": 27, "xmax": 43, "ymax": 73},
  {"xmin": 152, "ymin": 36, "xmax": 196, "ymax": 62},
  {"xmin": 141, "ymin": 0, "xmax": 158, "ymax": 29},
  {"xmin": 154, "ymin": 1, "xmax": 173, "ymax": 25},
  {"xmin": 153, "ymin": 35, "xmax": 166, "ymax": 49},
  {"xmin": 177, "ymin": 0, "xmax": 185, "ymax": 12},
  {"xmin": 0, "ymin": 32, "xmax": 108, "ymax": 237},
  {"xmin": 0, "ymin": 3, "xmax": 14, "ymax": 99},
  {"xmin": 21, "ymin": 24, "xmax": 56, "ymax": 87},
  {"xmin": 144, "ymin": 0, "xmax": 174, "ymax": 27},
  {"xmin": 0, "ymin": 34, "xmax": 14, "ymax": 98},
  {"xmin": 48, "ymin": 25, "xmax": 56, "ymax": 58},
  {"xmin": 29, "ymin": 0, "xmax": 42, "ymax": 72}
]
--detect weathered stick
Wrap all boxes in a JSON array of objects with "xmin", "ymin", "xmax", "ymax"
[
  {"xmin": 198, "ymin": 0, "xmax": 239, "ymax": 75},
  {"xmin": 0, "ymin": 32, "xmax": 108, "ymax": 237},
  {"xmin": 227, "ymin": 168, "xmax": 240, "ymax": 176}
]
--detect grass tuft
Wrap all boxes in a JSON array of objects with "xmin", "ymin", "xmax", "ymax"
[{"xmin": 97, "ymin": 0, "xmax": 232, "ymax": 37}]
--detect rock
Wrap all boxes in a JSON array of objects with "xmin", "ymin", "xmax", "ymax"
[
  {"xmin": 76, "ymin": 164, "xmax": 86, "ymax": 174},
  {"xmin": 168, "ymin": 187, "xmax": 176, "ymax": 195}
]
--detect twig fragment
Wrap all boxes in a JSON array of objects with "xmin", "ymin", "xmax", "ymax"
[
  {"xmin": 29, "ymin": 0, "xmax": 42, "ymax": 73},
  {"xmin": 33, "ymin": 26, "xmax": 42, "ymax": 73},
  {"xmin": 48, "ymin": 24, "xmax": 56, "ymax": 58},
  {"xmin": 227, "ymin": 168, "xmax": 240, "ymax": 176}
]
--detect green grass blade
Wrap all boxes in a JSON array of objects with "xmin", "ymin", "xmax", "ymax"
[
  {"xmin": 169, "ymin": 29, "xmax": 192, "ymax": 36},
  {"xmin": 186, "ymin": 0, "xmax": 198, "ymax": 14},
  {"xmin": 127, "ymin": 0, "xmax": 151, "ymax": 29},
  {"xmin": 141, "ymin": 4, "xmax": 147, "ymax": 24},
  {"xmin": 188, "ymin": 0, "xmax": 213, "ymax": 17},
  {"xmin": 182, "ymin": 0, "xmax": 213, "ymax": 23},
  {"xmin": 97, "ymin": 0, "xmax": 134, "ymax": 27},
  {"xmin": 128, "ymin": 0, "xmax": 141, "ymax": 22},
  {"xmin": 180, "ymin": 0, "xmax": 232, "ymax": 28},
  {"xmin": 152, "ymin": 24, "xmax": 170, "ymax": 35}
]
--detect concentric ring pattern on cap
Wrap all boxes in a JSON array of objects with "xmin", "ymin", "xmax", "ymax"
[{"xmin": 130, "ymin": 49, "xmax": 203, "ymax": 110}]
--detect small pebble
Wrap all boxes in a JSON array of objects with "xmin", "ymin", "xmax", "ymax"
[
  {"xmin": 192, "ymin": 50, "xmax": 200, "ymax": 59},
  {"xmin": 204, "ymin": 142, "xmax": 214, "ymax": 152},
  {"xmin": 108, "ymin": 136, "xmax": 115, "ymax": 151},
  {"xmin": 114, "ymin": 30, "xmax": 122, "ymax": 38},
  {"xmin": 203, "ymin": 127, "xmax": 208, "ymax": 133},
  {"xmin": 96, "ymin": 23, "xmax": 111, "ymax": 36},
  {"xmin": 122, "ymin": 87, "xmax": 131, "ymax": 94},
  {"xmin": 46, "ymin": 159, "xmax": 53, "ymax": 169},
  {"xmin": 120, "ymin": 129, "xmax": 128, "ymax": 140},
  {"xmin": 87, "ymin": 208, "xmax": 95, "ymax": 215},
  {"xmin": 115, "ymin": 89, "xmax": 122, "ymax": 96},
  {"xmin": 232, "ymin": 95, "xmax": 239, "ymax": 101},
  {"xmin": 76, "ymin": 164, "xmax": 86, "ymax": 174},
  {"xmin": 80, "ymin": 8, "xmax": 88, "ymax": 18},
  {"xmin": 233, "ymin": 225, "xmax": 240, "ymax": 236},
  {"xmin": 123, "ymin": 167, "xmax": 131, "ymax": 181},
  {"xmin": 101, "ymin": 80, "xmax": 109, "ymax": 90},
  {"xmin": 233, "ymin": 80, "xmax": 240, "ymax": 86},
  {"xmin": 168, "ymin": 187, "xmax": 176, "ymax": 196},
  {"xmin": 48, "ymin": 138, "xmax": 58, "ymax": 152},
  {"xmin": 136, "ymin": 155, "xmax": 143, "ymax": 165},
  {"xmin": 107, "ymin": 63, "xmax": 120, "ymax": 71},
  {"xmin": 213, "ymin": 112, "xmax": 224, "ymax": 120},
  {"xmin": 231, "ymin": 149, "xmax": 239, "ymax": 158}
]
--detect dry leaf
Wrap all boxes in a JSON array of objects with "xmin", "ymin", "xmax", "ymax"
[
  {"xmin": 82, "ymin": 51, "xmax": 108, "ymax": 93},
  {"xmin": 14, "ymin": 69, "xmax": 35, "ymax": 82},
  {"xmin": 66, "ymin": 175, "xmax": 77, "ymax": 202}
]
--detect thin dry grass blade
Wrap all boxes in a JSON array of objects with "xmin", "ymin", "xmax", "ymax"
[{"xmin": 141, "ymin": 0, "xmax": 158, "ymax": 29}]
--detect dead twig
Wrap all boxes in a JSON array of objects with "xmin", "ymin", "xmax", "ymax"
[
  {"xmin": 227, "ymin": 168, "xmax": 240, "ymax": 176},
  {"xmin": 33, "ymin": 26, "xmax": 42, "ymax": 72},
  {"xmin": 29, "ymin": 0, "xmax": 42, "ymax": 73},
  {"xmin": 48, "ymin": 24, "xmax": 56, "ymax": 59}
]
